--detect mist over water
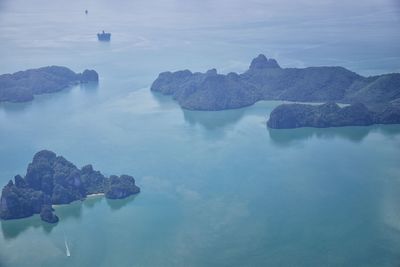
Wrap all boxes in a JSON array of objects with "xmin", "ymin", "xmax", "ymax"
[
  {"xmin": 1, "ymin": 0, "xmax": 400, "ymax": 76},
  {"xmin": 0, "ymin": 0, "xmax": 400, "ymax": 266}
]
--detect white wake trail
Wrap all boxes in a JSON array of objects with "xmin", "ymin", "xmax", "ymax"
[{"xmin": 63, "ymin": 232, "xmax": 71, "ymax": 257}]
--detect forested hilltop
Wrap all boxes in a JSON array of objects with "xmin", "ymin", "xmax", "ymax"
[
  {"xmin": 0, "ymin": 66, "xmax": 98, "ymax": 103},
  {"xmin": 151, "ymin": 54, "xmax": 400, "ymax": 128},
  {"xmin": 0, "ymin": 150, "xmax": 140, "ymax": 223}
]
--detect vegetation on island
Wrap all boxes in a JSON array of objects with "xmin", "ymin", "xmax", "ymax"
[
  {"xmin": 0, "ymin": 66, "xmax": 98, "ymax": 103},
  {"xmin": 0, "ymin": 150, "xmax": 140, "ymax": 223},
  {"xmin": 151, "ymin": 54, "xmax": 400, "ymax": 128}
]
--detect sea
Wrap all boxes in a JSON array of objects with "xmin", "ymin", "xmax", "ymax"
[{"xmin": 0, "ymin": 0, "xmax": 400, "ymax": 266}]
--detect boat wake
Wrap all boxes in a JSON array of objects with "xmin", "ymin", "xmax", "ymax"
[{"xmin": 64, "ymin": 235, "xmax": 71, "ymax": 257}]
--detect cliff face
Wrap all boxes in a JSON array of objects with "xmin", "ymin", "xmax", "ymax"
[
  {"xmin": 374, "ymin": 99, "xmax": 400, "ymax": 124},
  {"xmin": 151, "ymin": 54, "xmax": 400, "ymax": 110},
  {"xmin": 0, "ymin": 150, "xmax": 140, "ymax": 223},
  {"xmin": 0, "ymin": 66, "xmax": 99, "ymax": 103},
  {"xmin": 105, "ymin": 175, "xmax": 140, "ymax": 199}
]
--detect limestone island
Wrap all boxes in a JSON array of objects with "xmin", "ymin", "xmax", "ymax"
[
  {"xmin": 0, "ymin": 66, "xmax": 99, "ymax": 103},
  {"xmin": 151, "ymin": 54, "xmax": 400, "ymax": 128},
  {"xmin": 0, "ymin": 150, "xmax": 140, "ymax": 223},
  {"xmin": 267, "ymin": 101, "xmax": 400, "ymax": 129}
]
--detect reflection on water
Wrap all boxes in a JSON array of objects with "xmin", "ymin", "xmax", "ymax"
[
  {"xmin": 79, "ymin": 81, "xmax": 99, "ymax": 92},
  {"xmin": 376, "ymin": 125, "xmax": 400, "ymax": 138},
  {"xmin": 268, "ymin": 126, "xmax": 371, "ymax": 146},
  {"xmin": 0, "ymin": 101, "xmax": 33, "ymax": 113},
  {"xmin": 83, "ymin": 195, "xmax": 103, "ymax": 209},
  {"xmin": 182, "ymin": 108, "xmax": 246, "ymax": 130},
  {"xmin": 0, "ymin": 81, "xmax": 99, "ymax": 114},
  {"xmin": 55, "ymin": 201, "xmax": 84, "ymax": 222},
  {"xmin": 0, "ymin": 194, "xmax": 138, "ymax": 240},
  {"xmin": 267, "ymin": 125, "xmax": 400, "ymax": 146},
  {"xmin": 1, "ymin": 215, "xmax": 56, "ymax": 240},
  {"xmin": 180, "ymin": 100, "xmax": 279, "ymax": 132},
  {"xmin": 106, "ymin": 194, "xmax": 138, "ymax": 211},
  {"xmin": 150, "ymin": 91, "xmax": 181, "ymax": 110}
]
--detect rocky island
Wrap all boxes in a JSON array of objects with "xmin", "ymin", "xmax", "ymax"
[
  {"xmin": 151, "ymin": 54, "xmax": 400, "ymax": 127},
  {"xmin": 0, "ymin": 66, "xmax": 99, "ymax": 103},
  {"xmin": 267, "ymin": 100, "xmax": 400, "ymax": 129},
  {"xmin": 0, "ymin": 150, "xmax": 140, "ymax": 223}
]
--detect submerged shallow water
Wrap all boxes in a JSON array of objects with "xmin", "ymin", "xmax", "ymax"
[{"xmin": 1, "ymin": 0, "xmax": 400, "ymax": 266}]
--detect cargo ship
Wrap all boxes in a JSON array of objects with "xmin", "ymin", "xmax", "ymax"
[{"xmin": 97, "ymin": 30, "xmax": 111, "ymax": 41}]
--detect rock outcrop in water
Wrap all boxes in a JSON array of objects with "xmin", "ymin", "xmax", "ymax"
[
  {"xmin": 267, "ymin": 101, "xmax": 400, "ymax": 129},
  {"xmin": 151, "ymin": 54, "xmax": 400, "ymax": 111},
  {"xmin": 40, "ymin": 205, "xmax": 59, "ymax": 223},
  {"xmin": 0, "ymin": 66, "xmax": 99, "ymax": 103},
  {"xmin": 105, "ymin": 175, "xmax": 140, "ymax": 199},
  {"xmin": 0, "ymin": 150, "xmax": 140, "ymax": 223}
]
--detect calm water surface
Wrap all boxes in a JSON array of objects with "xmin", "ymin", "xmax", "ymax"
[{"xmin": 0, "ymin": 0, "xmax": 400, "ymax": 266}]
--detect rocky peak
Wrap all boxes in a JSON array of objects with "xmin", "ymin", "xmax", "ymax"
[
  {"xmin": 80, "ymin": 69, "xmax": 99, "ymax": 83},
  {"xmin": 206, "ymin": 69, "xmax": 217, "ymax": 76},
  {"xmin": 14, "ymin": 175, "xmax": 26, "ymax": 188},
  {"xmin": 32, "ymin": 150, "xmax": 56, "ymax": 163},
  {"xmin": 249, "ymin": 54, "xmax": 280, "ymax": 70}
]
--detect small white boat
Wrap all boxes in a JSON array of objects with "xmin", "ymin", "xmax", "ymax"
[{"xmin": 65, "ymin": 239, "xmax": 71, "ymax": 257}]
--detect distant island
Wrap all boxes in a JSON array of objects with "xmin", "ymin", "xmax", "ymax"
[
  {"xmin": 267, "ymin": 101, "xmax": 400, "ymax": 129},
  {"xmin": 0, "ymin": 150, "xmax": 140, "ymax": 223},
  {"xmin": 151, "ymin": 54, "xmax": 400, "ymax": 128},
  {"xmin": 0, "ymin": 66, "xmax": 99, "ymax": 103}
]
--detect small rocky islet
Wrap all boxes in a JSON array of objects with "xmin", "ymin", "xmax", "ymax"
[
  {"xmin": 0, "ymin": 150, "xmax": 140, "ymax": 223},
  {"xmin": 0, "ymin": 66, "xmax": 99, "ymax": 103},
  {"xmin": 151, "ymin": 54, "xmax": 400, "ymax": 128}
]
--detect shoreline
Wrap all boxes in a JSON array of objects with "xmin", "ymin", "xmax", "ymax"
[
  {"xmin": 86, "ymin": 192, "xmax": 105, "ymax": 198},
  {"xmin": 52, "ymin": 193, "xmax": 105, "ymax": 208}
]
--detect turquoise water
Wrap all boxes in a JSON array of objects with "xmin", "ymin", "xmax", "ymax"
[{"xmin": 1, "ymin": 0, "xmax": 400, "ymax": 266}]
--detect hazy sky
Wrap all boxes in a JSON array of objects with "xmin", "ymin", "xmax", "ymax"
[{"xmin": 0, "ymin": 0, "xmax": 399, "ymax": 75}]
